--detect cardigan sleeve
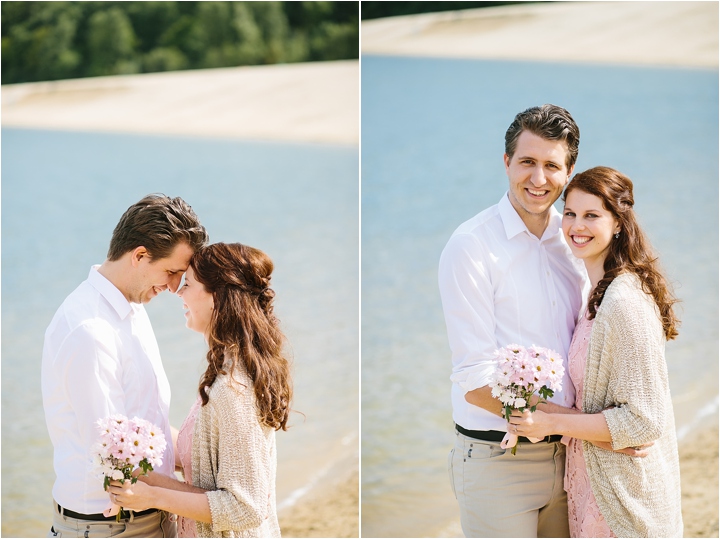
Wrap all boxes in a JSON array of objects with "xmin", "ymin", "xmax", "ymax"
[
  {"xmin": 204, "ymin": 380, "xmax": 273, "ymax": 534},
  {"xmin": 597, "ymin": 279, "xmax": 669, "ymax": 450}
]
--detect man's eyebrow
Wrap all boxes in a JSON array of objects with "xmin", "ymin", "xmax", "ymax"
[{"xmin": 517, "ymin": 155, "xmax": 562, "ymax": 165}]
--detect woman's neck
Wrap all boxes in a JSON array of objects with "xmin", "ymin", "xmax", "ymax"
[{"xmin": 585, "ymin": 258, "xmax": 606, "ymax": 291}]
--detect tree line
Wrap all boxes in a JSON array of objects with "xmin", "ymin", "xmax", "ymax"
[
  {"xmin": 361, "ymin": 2, "xmax": 534, "ymax": 20},
  {"xmin": 2, "ymin": 1, "xmax": 359, "ymax": 84}
]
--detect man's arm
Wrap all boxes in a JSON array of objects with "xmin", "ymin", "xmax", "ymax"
[
  {"xmin": 465, "ymin": 387, "xmax": 579, "ymax": 416},
  {"xmin": 62, "ymin": 323, "xmax": 127, "ymax": 445},
  {"xmin": 464, "ymin": 386, "xmax": 503, "ymax": 416},
  {"xmin": 439, "ymin": 234, "xmax": 500, "ymax": 402}
]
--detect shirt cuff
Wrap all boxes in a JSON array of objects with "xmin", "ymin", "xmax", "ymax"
[{"xmin": 451, "ymin": 363, "xmax": 495, "ymax": 394}]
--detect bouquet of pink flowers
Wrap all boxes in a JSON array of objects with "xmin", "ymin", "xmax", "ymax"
[
  {"xmin": 91, "ymin": 414, "xmax": 166, "ymax": 521},
  {"xmin": 490, "ymin": 344, "xmax": 564, "ymax": 455}
]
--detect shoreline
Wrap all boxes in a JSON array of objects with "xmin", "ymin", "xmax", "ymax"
[{"xmin": 278, "ymin": 456, "xmax": 359, "ymax": 538}]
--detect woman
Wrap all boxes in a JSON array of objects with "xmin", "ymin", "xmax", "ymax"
[
  {"xmin": 508, "ymin": 167, "xmax": 683, "ymax": 537},
  {"xmin": 109, "ymin": 242, "xmax": 292, "ymax": 537}
]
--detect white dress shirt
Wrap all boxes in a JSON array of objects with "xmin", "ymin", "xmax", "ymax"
[
  {"xmin": 42, "ymin": 266, "xmax": 175, "ymax": 514},
  {"xmin": 439, "ymin": 193, "xmax": 589, "ymax": 432}
]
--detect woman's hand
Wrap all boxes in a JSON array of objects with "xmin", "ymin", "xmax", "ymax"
[
  {"xmin": 508, "ymin": 409, "xmax": 555, "ymax": 439},
  {"xmin": 107, "ymin": 479, "xmax": 156, "ymax": 512}
]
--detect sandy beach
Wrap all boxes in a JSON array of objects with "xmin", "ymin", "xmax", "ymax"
[
  {"xmin": 1, "ymin": 60, "xmax": 359, "ymax": 146},
  {"xmin": 279, "ymin": 460, "xmax": 359, "ymax": 538},
  {"xmin": 680, "ymin": 415, "xmax": 719, "ymax": 538},
  {"xmin": 362, "ymin": 1, "xmax": 718, "ymax": 69}
]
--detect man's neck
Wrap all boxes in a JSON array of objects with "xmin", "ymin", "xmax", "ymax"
[
  {"xmin": 523, "ymin": 213, "xmax": 551, "ymax": 240},
  {"xmin": 97, "ymin": 260, "xmax": 131, "ymax": 302},
  {"xmin": 506, "ymin": 193, "xmax": 553, "ymax": 239}
]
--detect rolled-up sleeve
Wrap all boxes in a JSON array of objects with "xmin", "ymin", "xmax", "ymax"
[{"xmin": 439, "ymin": 233, "xmax": 499, "ymax": 394}]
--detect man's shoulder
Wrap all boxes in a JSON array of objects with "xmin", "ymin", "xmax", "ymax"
[
  {"xmin": 440, "ymin": 203, "xmax": 505, "ymax": 269},
  {"xmin": 48, "ymin": 280, "xmax": 117, "ymax": 337},
  {"xmin": 447, "ymin": 203, "xmax": 501, "ymax": 242}
]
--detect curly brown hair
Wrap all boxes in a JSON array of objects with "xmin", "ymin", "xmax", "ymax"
[
  {"xmin": 563, "ymin": 166, "xmax": 679, "ymax": 340},
  {"xmin": 190, "ymin": 242, "xmax": 292, "ymax": 430}
]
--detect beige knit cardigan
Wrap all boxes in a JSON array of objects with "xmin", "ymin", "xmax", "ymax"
[
  {"xmin": 582, "ymin": 272, "xmax": 683, "ymax": 538},
  {"xmin": 191, "ymin": 364, "xmax": 280, "ymax": 538}
]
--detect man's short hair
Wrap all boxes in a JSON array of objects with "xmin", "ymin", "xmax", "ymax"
[
  {"xmin": 107, "ymin": 194, "xmax": 208, "ymax": 261},
  {"xmin": 505, "ymin": 104, "xmax": 580, "ymax": 169}
]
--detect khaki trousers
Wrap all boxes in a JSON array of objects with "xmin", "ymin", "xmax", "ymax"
[
  {"xmin": 49, "ymin": 501, "xmax": 177, "ymax": 538},
  {"xmin": 449, "ymin": 430, "xmax": 570, "ymax": 538}
]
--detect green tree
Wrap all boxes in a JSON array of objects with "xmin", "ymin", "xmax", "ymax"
[
  {"xmin": 309, "ymin": 21, "xmax": 358, "ymax": 61},
  {"xmin": 231, "ymin": 2, "xmax": 265, "ymax": 65},
  {"xmin": 1, "ymin": 1, "xmax": 359, "ymax": 84},
  {"xmin": 142, "ymin": 47, "xmax": 187, "ymax": 72},
  {"xmin": 251, "ymin": 2, "xmax": 290, "ymax": 63},
  {"xmin": 158, "ymin": 15, "xmax": 207, "ymax": 65},
  {"xmin": 126, "ymin": 1, "xmax": 181, "ymax": 53},
  {"xmin": 2, "ymin": 2, "xmax": 81, "ymax": 82},
  {"xmin": 86, "ymin": 7, "xmax": 138, "ymax": 76}
]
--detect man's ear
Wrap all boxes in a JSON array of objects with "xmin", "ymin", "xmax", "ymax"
[
  {"xmin": 130, "ymin": 246, "xmax": 149, "ymax": 268},
  {"xmin": 566, "ymin": 164, "xmax": 575, "ymax": 183},
  {"xmin": 503, "ymin": 153, "xmax": 511, "ymax": 171}
]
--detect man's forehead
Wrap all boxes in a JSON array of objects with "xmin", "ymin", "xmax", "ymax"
[
  {"xmin": 515, "ymin": 133, "xmax": 569, "ymax": 161},
  {"xmin": 154, "ymin": 244, "xmax": 194, "ymax": 272}
]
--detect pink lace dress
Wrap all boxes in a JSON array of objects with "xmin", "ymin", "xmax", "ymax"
[
  {"xmin": 564, "ymin": 312, "xmax": 616, "ymax": 538},
  {"xmin": 177, "ymin": 396, "xmax": 202, "ymax": 538}
]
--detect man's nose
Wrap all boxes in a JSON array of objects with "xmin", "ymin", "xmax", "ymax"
[
  {"xmin": 168, "ymin": 274, "xmax": 182, "ymax": 293},
  {"xmin": 530, "ymin": 167, "xmax": 547, "ymax": 186}
]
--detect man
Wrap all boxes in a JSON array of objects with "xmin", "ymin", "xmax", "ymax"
[
  {"xmin": 42, "ymin": 194, "xmax": 208, "ymax": 538},
  {"xmin": 438, "ymin": 104, "xmax": 588, "ymax": 537}
]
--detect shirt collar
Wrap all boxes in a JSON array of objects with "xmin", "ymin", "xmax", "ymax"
[
  {"xmin": 87, "ymin": 265, "xmax": 133, "ymax": 320},
  {"xmin": 498, "ymin": 192, "xmax": 562, "ymax": 242}
]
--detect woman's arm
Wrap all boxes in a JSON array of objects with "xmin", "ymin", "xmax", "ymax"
[
  {"xmin": 136, "ymin": 471, "xmax": 205, "ymax": 493},
  {"xmin": 108, "ymin": 479, "xmax": 212, "ymax": 523}
]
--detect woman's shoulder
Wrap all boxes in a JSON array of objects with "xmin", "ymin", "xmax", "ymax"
[
  {"xmin": 207, "ymin": 364, "xmax": 253, "ymax": 403},
  {"xmin": 601, "ymin": 273, "xmax": 652, "ymax": 309},
  {"xmin": 597, "ymin": 273, "xmax": 660, "ymax": 329}
]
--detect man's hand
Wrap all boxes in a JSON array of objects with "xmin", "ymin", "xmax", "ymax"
[{"xmin": 589, "ymin": 440, "xmax": 655, "ymax": 458}]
